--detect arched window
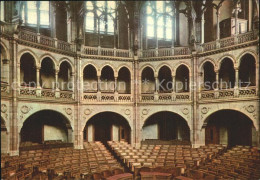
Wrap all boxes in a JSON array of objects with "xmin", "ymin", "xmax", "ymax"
[
  {"xmin": 21, "ymin": 1, "xmax": 50, "ymax": 27},
  {"xmin": 85, "ymin": 1, "xmax": 116, "ymax": 34},
  {"xmin": 145, "ymin": 1, "xmax": 173, "ymax": 40}
]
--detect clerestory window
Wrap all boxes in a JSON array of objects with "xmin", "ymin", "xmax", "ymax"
[
  {"xmin": 85, "ymin": 1, "xmax": 116, "ymax": 35},
  {"xmin": 21, "ymin": 1, "xmax": 50, "ymax": 27},
  {"xmin": 145, "ymin": 1, "xmax": 173, "ymax": 40}
]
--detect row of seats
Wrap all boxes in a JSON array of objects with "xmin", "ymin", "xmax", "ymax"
[
  {"xmin": 188, "ymin": 145, "xmax": 260, "ymax": 180},
  {"xmin": 1, "ymin": 141, "xmax": 128, "ymax": 179},
  {"xmin": 141, "ymin": 139, "xmax": 191, "ymax": 146},
  {"xmin": 107, "ymin": 141, "xmax": 226, "ymax": 179},
  {"xmin": 19, "ymin": 140, "xmax": 73, "ymax": 151}
]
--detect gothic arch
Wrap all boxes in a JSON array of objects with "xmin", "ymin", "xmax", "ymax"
[
  {"xmin": 59, "ymin": 58, "xmax": 75, "ymax": 73},
  {"xmin": 100, "ymin": 64, "xmax": 117, "ymax": 77},
  {"xmin": 156, "ymin": 63, "xmax": 173, "ymax": 75},
  {"xmin": 18, "ymin": 107, "xmax": 74, "ymax": 134},
  {"xmin": 217, "ymin": 54, "xmax": 236, "ymax": 70},
  {"xmin": 117, "ymin": 64, "xmax": 132, "ymax": 76},
  {"xmin": 141, "ymin": 109, "xmax": 191, "ymax": 131},
  {"xmin": 199, "ymin": 58, "xmax": 217, "ymax": 73},
  {"xmin": 139, "ymin": 64, "xmax": 156, "ymax": 76},
  {"xmin": 82, "ymin": 63, "xmax": 99, "ymax": 74},
  {"xmin": 173, "ymin": 62, "xmax": 191, "ymax": 76},
  {"xmin": 237, "ymin": 51, "xmax": 258, "ymax": 67},
  {"xmin": 81, "ymin": 110, "xmax": 132, "ymax": 132},
  {"xmin": 18, "ymin": 50, "xmax": 38, "ymax": 66},
  {"xmin": 200, "ymin": 107, "xmax": 258, "ymax": 131},
  {"xmin": 39, "ymin": 54, "xmax": 58, "ymax": 70}
]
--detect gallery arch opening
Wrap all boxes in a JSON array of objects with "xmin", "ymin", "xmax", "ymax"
[
  {"xmin": 83, "ymin": 112, "xmax": 131, "ymax": 144},
  {"xmin": 142, "ymin": 111, "xmax": 190, "ymax": 143},
  {"xmin": 204, "ymin": 110, "xmax": 257, "ymax": 147},
  {"xmin": 20, "ymin": 110, "xmax": 73, "ymax": 145}
]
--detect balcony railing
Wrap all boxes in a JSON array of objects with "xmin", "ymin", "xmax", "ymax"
[
  {"xmin": 200, "ymin": 90, "xmax": 215, "ymax": 100},
  {"xmin": 141, "ymin": 94, "xmax": 155, "ymax": 102},
  {"xmin": 200, "ymin": 86, "xmax": 257, "ymax": 100},
  {"xmin": 140, "ymin": 92, "xmax": 191, "ymax": 102},
  {"xmin": 139, "ymin": 47, "xmax": 190, "ymax": 58},
  {"xmin": 238, "ymin": 86, "xmax": 257, "ymax": 97},
  {"xmin": 57, "ymin": 40, "xmax": 74, "ymax": 52},
  {"xmin": 19, "ymin": 86, "xmax": 37, "ymax": 97},
  {"xmin": 83, "ymin": 46, "xmax": 132, "ymax": 58},
  {"xmin": 118, "ymin": 94, "xmax": 132, "ymax": 102},
  {"xmin": 158, "ymin": 93, "xmax": 173, "ymax": 102},
  {"xmin": 41, "ymin": 89, "xmax": 56, "ymax": 99},
  {"xmin": 18, "ymin": 29, "xmax": 75, "ymax": 52},
  {"xmin": 237, "ymin": 31, "xmax": 255, "ymax": 44},
  {"xmin": 202, "ymin": 41, "xmax": 216, "ymax": 52},
  {"xmin": 82, "ymin": 92, "xmax": 132, "ymax": 102},
  {"xmin": 175, "ymin": 92, "xmax": 191, "ymax": 101},
  {"xmin": 219, "ymin": 36, "xmax": 235, "ymax": 48},
  {"xmin": 19, "ymin": 86, "xmax": 75, "ymax": 100},
  {"xmin": 60, "ymin": 90, "xmax": 74, "ymax": 100},
  {"xmin": 202, "ymin": 31, "xmax": 257, "ymax": 52},
  {"xmin": 18, "ymin": 30, "xmax": 38, "ymax": 43},
  {"xmin": 83, "ymin": 93, "xmax": 98, "ymax": 101},
  {"xmin": 13, "ymin": 29, "xmax": 258, "ymax": 59},
  {"xmin": 40, "ymin": 34, "xmax": 55, "ymax": 47}
]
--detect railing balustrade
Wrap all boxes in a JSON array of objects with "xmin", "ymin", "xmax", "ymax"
[
  {"xmin": 175, "ymin": 92, "xmax": 191, "ymax": 101},
  {"xmin": 18, "ymin": 30, "xmax": 38, "ymax": 43},
  {"xmin": 40, "ymin": 35, "xmax": 55, "ymax": 47},
  {"xmin": 82, "ymin": 46, "xmax": 132, "ymax": 58},
  {"xmin": 140, "ymin": 47, "xmax": 190, "ymax": 58},
  {"xmin": 19, "ymin": 86, "xmax": 37, "ymax": 97},
  {"xmin": 57, "ymin": 40, "xmax": 74, "ymax": 52}
]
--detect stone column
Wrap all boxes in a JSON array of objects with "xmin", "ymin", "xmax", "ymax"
[
  {"xmin": 97, "ymin": 75, "xmax": 101, "ymax": 101},
  {"xmin": 172, "ymin": 75, "xmax": 176, "ymax": 100},
  {"xmin": 256, "ymin": 64, "xmax": 259, "ymax": 96},
  {"xmin": 155, "ymin": 75, "xmax": 159, "ymax": 93},
  {"xmin": 154, "ymin": 74, "xmax": 159, "ymax": 101},
  {"xmin": 216, "ymin": 71, "xmax": 219, "ymax": 90},
  {"xmin": 97, "ymin": 75, "xmax": 101, "ymax": 92},
  {"xmin": 70, "ymin": 72, "xmax": 75, "ymax": 92},
  {"xmin": 201, "ymin": 14, "xmax": 205, "ymax": 44},
  {"xmin": 36, "ymin": 67, "xmax": 41, "ymax": 88},
  {"xmin": 114, "ymin": 77, "xmax": 118, "ymax": 93},
  {"xmin": 10, "ymin": 34, "xmax": 19, "ymax": 156},
  {"xmin": 36, "ymin": 66, "xmax": 41, "ymax": 97},
  {"xmin": 114, "ymin": 17, "xmax": 117, "ymax": 49},
  {"xmin": 216, "ymin": 9, "xmax": 220, "ymax": 40},
  {"xmin": 55, "ymin": 70, "xmax": 59, "ymax": 90},
  {"xmin": 128, "ymin": 25, "xmax": 131, "ymax": 50},
  {"xmin": 214, "ymin": 71, "xmax": 219, "ymax": 98},
  {"xmin": 55, "ymin": 70, "xmax": 60, "ymax": 98},
  {"xmin": 17, "ymin": 63, "xmax": 20, "ymax": 88},
  {"xmin": 114, "ymin": 76, "xmax": 118, "ymax": 101},
  {"xmin": 234, "ymin": 68, "xmax": 239, "ymax": 97},
  {"xmin": 74, "ymin": 54, "xmax": 83, "ymax": 149},
  {"xmin": 36, "ymin": 2, "xmax": 40, "ymax": 33},
  {"xmin": 235, "ymin": 68, "xmax": 239, "ymax": 88}
]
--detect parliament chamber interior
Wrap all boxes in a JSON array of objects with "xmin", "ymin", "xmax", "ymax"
[{"xmin": 0, "ymin": 0, "xmax": 259, "ymax": 179}]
